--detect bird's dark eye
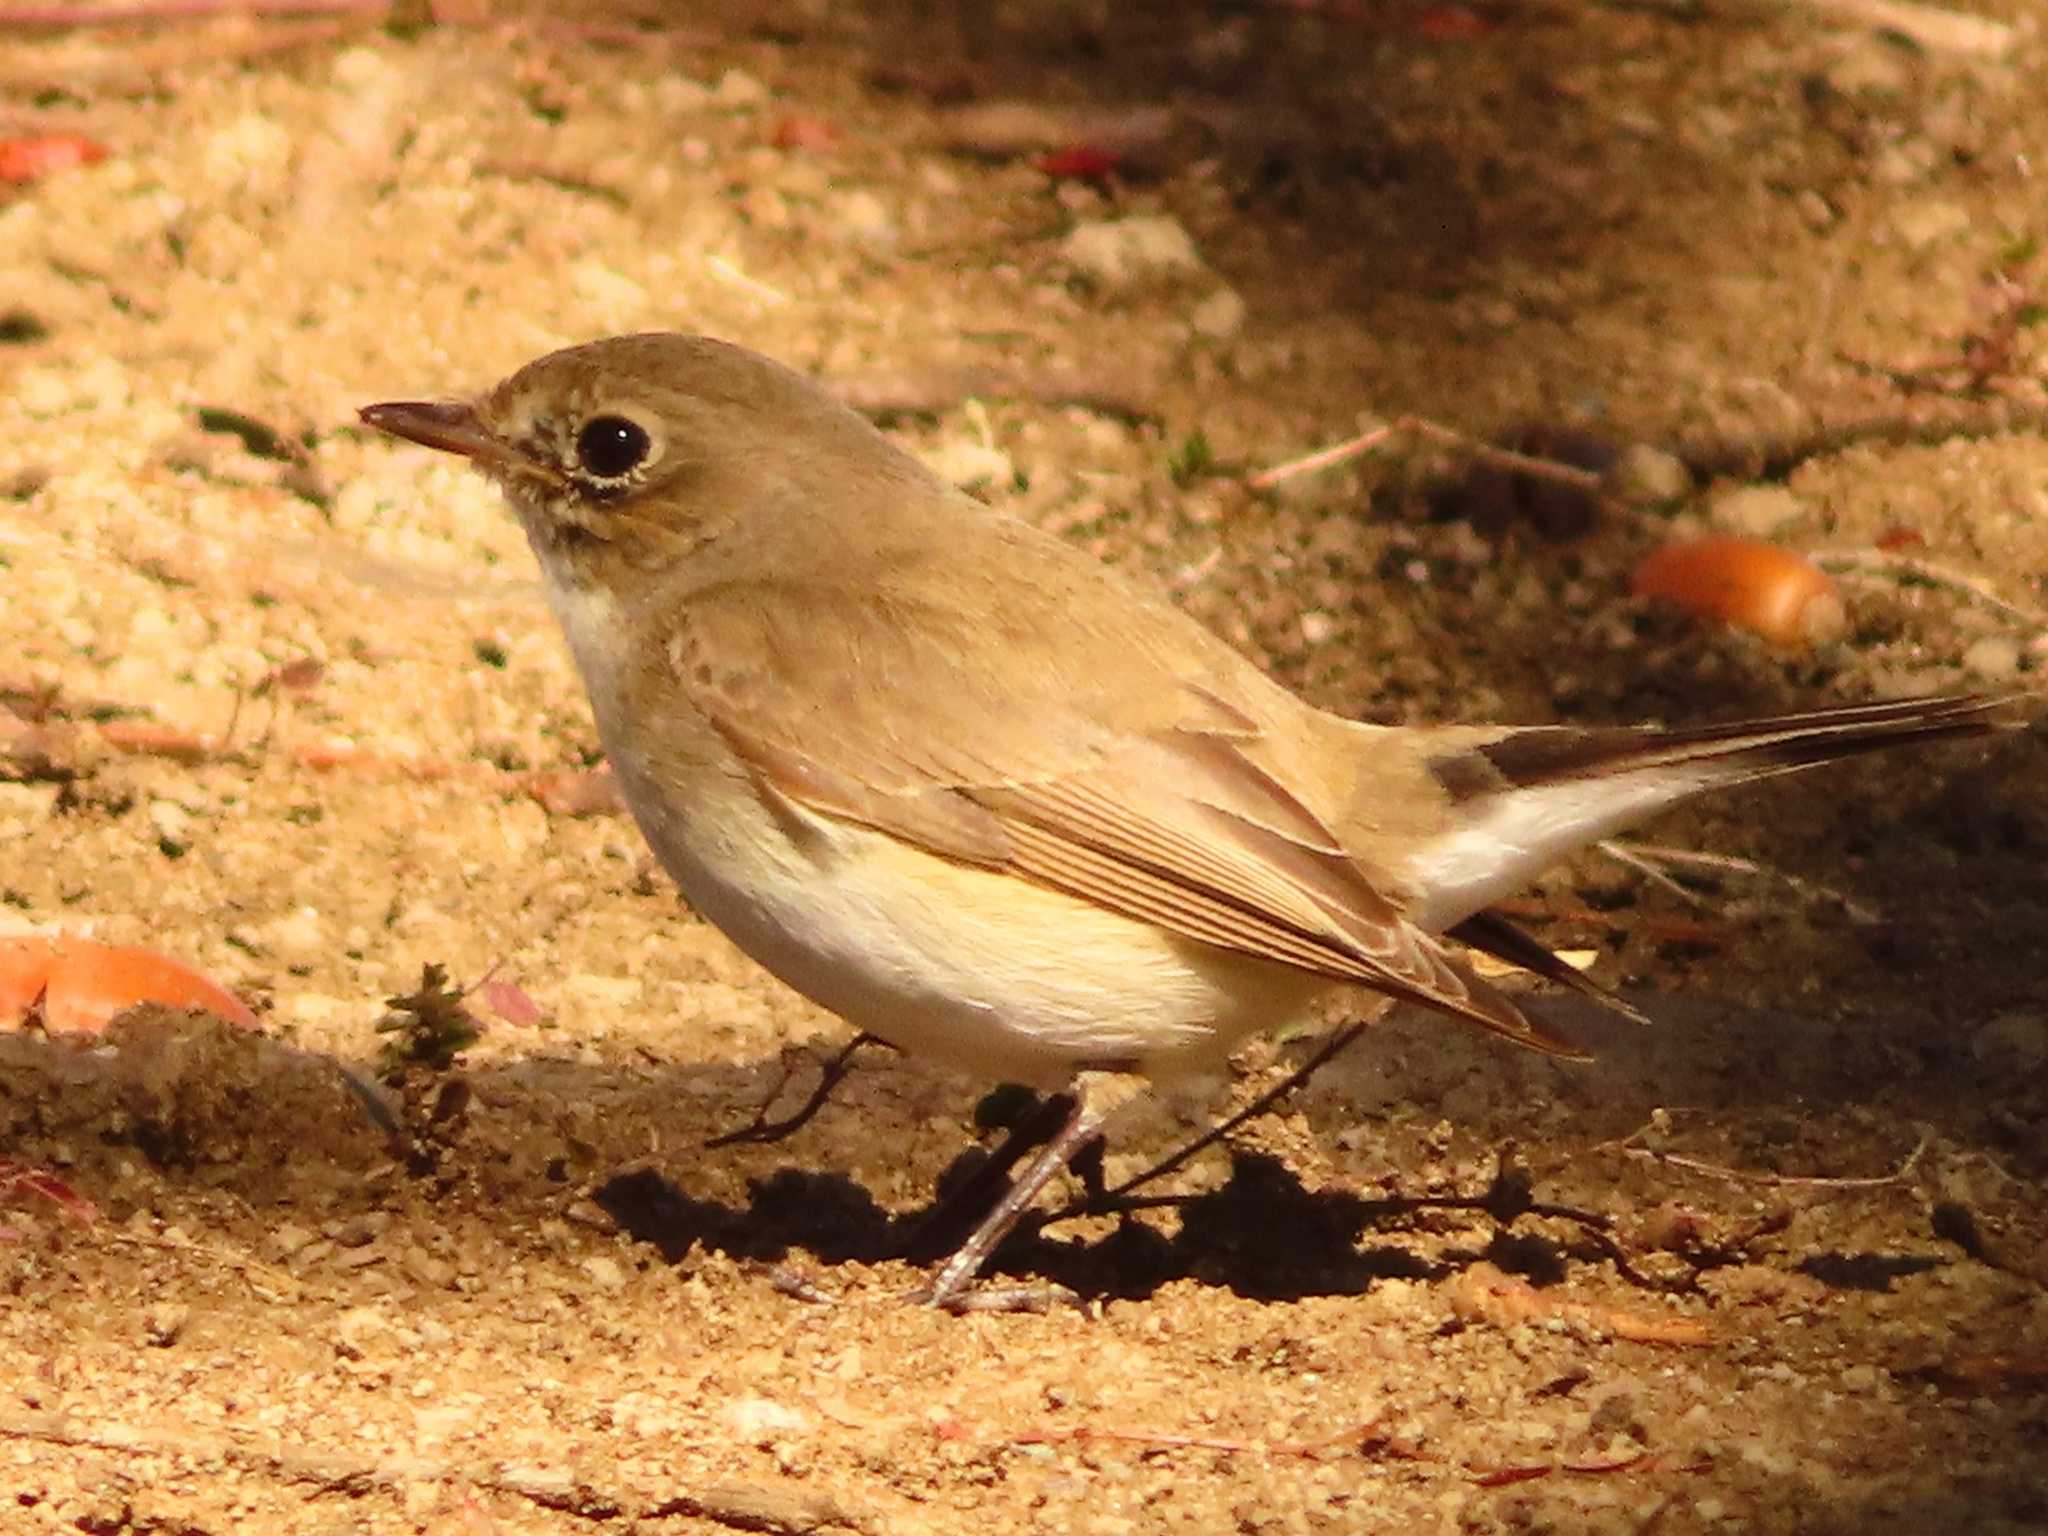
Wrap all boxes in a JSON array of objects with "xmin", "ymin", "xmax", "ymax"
[{"xmin": 574, "ymin": 415, "xmax": 651, "ymax": 480}]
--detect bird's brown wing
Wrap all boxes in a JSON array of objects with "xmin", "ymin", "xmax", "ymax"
[{"xmin": 657, "ymin": 560, "xmax": 1583, "ymax": 1058}]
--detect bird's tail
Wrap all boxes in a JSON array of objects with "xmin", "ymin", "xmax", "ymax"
[{"xmin": 1406, "ymin": 692, "xmax": 2024, "ymax": 1025}]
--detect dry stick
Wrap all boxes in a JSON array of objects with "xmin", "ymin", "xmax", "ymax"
[
  {"xmin": 1008, "ymin": 1415, "xmax": 1387, "ymax": 1461},
  {"xmin": 1599, "ymin": 839, "xmax": 1883, "ymax": 925},
  {"xmin": 706, "ymin": 1033, "xmax": 886, "ymax": 1149},
  {"xmin": 0, "ymin": 15, "xmax": 357, "ymax": 90},
  {"xmin": 1085, "ymin": 1017, "xmax": 1373, "ymax": 1209},
  {"xmin": 1812, "ymin": 548, "xmax": 2048, "ymax": 640},
  {"xmin": 0, "ymin": 0, "xmax": 383, "ymax": 21},
  {"xmin": 1246, "ymin": 416, "xmax": 1606, "ymax": 495},
  {"xmin": 0, "ymin": 1410, "xmax": 863, "ymax": 1534},
  {"xmin": 1674, "ymin": 396, "xmax": 2048, "ymax": 483},
  {"xmin": 1794, "ymin": 0, "xmax": 2017, "ymax": 57},
  {"xmin": 1594, "ymin": 840, "xmax": 1714, "ymax": 912},
  {"xmin": 1617, "ymin": 1125, "xmax": 1933, "ymax": 1190}
]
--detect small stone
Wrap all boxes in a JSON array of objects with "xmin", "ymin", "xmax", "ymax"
[
  {"xmin": 1709, "ymin": 484, "xmax": 1805, "ymax": 538},
  {"xmin": 1061, "ymin": 214, "xmax": 1203, "ymax": 289},
  {"xmin": 1824, "ymin": 36, "xmax": 1912, "ymax": 97},
  {"xmin": 401, "ymin": 1246, "xmax": 456, "ymax": 1289},
  {"xmin": 334, "ymin": 1304, "xmax": 393, "ymax": 1360},
  {"xmin": 571, "ymin": 260, "xmax": 650, "ymax": 324},
  {"xmin": 714, "ymin": 69, "xmax": 768, "ymax": 107},
  {"xmin": 147, "ymin": 798, "xmax": 195, "ymax": 849},
  {"xmin": 1961, "ymin": 636, "xmax": 2021, "ymax": 681},
  {"xmin": 822, "ymin": 188, "xmax": 898, "ymax": 247},
  {"xmin": 561, "ymin": 973, "xmax": 642, "ymax": 1010},
  {"xmin": 1190, "ymin": 286, "xmax": 1246, "ymax": 339},
  {"xmin": 1588, "ymin": 1390, "xmax": 1645, "ymax": 1442},
  {"xmin": 1794, "ymin": 189, "xmax": 1839, "ymax": 232},
  {"xmin": 1972, "ymin": 1012, "xmax": 2048, "ymax": 1077},
  {"xmin": 330, "ymin": 46, "xmax": 392, "ymax": 89},
  {"xmin": 1609, "ymin": 443, "xmax": 1692, "ymax": 507},
  {"xmin": 656, "ymin": 75, "xmax": 711, "ymax": 112},
  {"xmin": 721, "ymin": 1396, "xmax": 812, "ymax": 1443},
  {"xmin": 1872, "ymin": 139, "xmax": 1939, "ymax": 187},
  {"xmin": 919, "ymin": 438, "xmax": 1014, "ymax": 491},
  {"xmin": 580, "ymin": 1254, "xmax": 627, "ymax": 1292},
  {"xmin": 266, "ymin": 1221, "xmax": 317, "ymax": 1261},
  {"xmin": 1891, "ymin": 197, "xmax": 1971, "ymax": 251},
  {"xmin": 144, "ymin": 1303, "xmax": 189, "ymax": 1348},
  {"xmin": 202, "ymin": 112, "xmax": 292, "ymax": 186},
  {"xmin": 260, "ymin": 906, "xmax": 327, "ymax": 962}
]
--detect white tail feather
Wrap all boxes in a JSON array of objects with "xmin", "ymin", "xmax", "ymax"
[{"xmin": 1404, "ymin": 768, "xmax": 1714, "ymax": 931}]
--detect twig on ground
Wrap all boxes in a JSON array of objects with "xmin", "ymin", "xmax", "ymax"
[
  {"xmin": 1672, "ymin": 397, "xmax": 2048, "ymax": 484},
  {"xmin": 832, "ymin": 365, "xmax": 1156, "ymax": 425},
  {"xmin": 1611, "ymin": 1121, "xmax": 1932, "ymax": 1191},
  {"xmin": 746, "ymin": 1262, "xmax": 839, "ymax": 1306},
  {"xmin": 0, "ymin": 1162, "xmax": 98, "ymax": 1224},
  {"xmin": 1812, "ymin": 548, "xmax": 2048, "ymax": 641},
  {"xmin": 1594, "ymin": 841, "xmax": 1714, "ymax": 912},
  {"xmin": 1247, "ymin": 415, "xmax": 1606, "ymax": 495},
  {"xmin": 1451, "ymin": 1261, "xmax": 1715, "ymax": 1346},
  {"xmin": 0, "ymin": 687, "xmax": 641, "ymax": 814},
  {"xmin": 1002, "ymin": 1414, "xmax": 1390, "ymax": 1460},
  {"xmin": 1472, "ymin": 1452, "xmax": 1712, "ymax": 1489},
  {"xmin": 1793, "ymin": 0, "xmax": 2016, "ymax": 58},
  {"xmin": 0, "ymin": 0, "xmax": 382, "ymax": 20},
  {"xmin": 964, "ymin": 1402, "xmax": 1706, "ymax": 1487},
  {"xmin": 707, "ymin": 1033, "xmax": 886, "ymax": 1149},
  {"xmin": 1599, "ymin": 840, "xmax": 1884, "ymax": 926},
  {"xmin": 1079, "ymin": 1016, "xmax": 1374, "ymax": 1209},
  {"xmin": 0, "ymin": 1410, "xmax": 865, "ymax": 1534}
]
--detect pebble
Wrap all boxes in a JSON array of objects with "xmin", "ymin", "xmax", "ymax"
[
  {"xmin": 1610, "ymin": 443, "xmax": 1692, "ymax": 506},
  {"xmin": 202, "ymin": 113, "xmax": 292, "ymax": 187},
  {"xmin": 714, "ymin": 69, "xmax": 769, "ymax": 108},
  {"xmin": 1872, "ymin": 139, "xmax": 1940, "ymax": 186},
  {"xmin": 1824, "ymin": 36, "xmax": 1912, "ymax": 97},
  {"xmin": 1709, "ymin": 484, "xmax": 1806, "ymax": 538},
  {"xmin": 721, "ymin": 1396, "xmax": 812, "ymax": 1443},
  {"xmin": 266, "ymin": 1221, "xmax": 317, "ymax": 1261},
  {"xmin": 1961, "ymin": 635, "xmax": 2020, "ymax": 681},
  {"xmin": 919, "ymin": 438, "xmax": 1015, "ymax": 491},
  {"xmin": 1189, "ymin": 286, "xmax": 1246, "ymax": 339},
  {"xmin": 147, "ymin": 798, "xmax": 196, "ymax": 849},
  {"xmin": 579, "ymin": 1254, "xmax": 627, "ymax": 1292},
  {"xmin": 561, "ymin": 973, "xmax": 643, "ymax": 1010},
  {"xmin": 259, "ymin": 906, "xmax": 328, "ymax": 962},
  {"xmin": 1890, "ymin": 196, "xmax": 1970, "ymax": 250},
  {"xmin": 1971, "ymin": 1011, "xmax": 2048, "ymax": 1077},
  {"xmin": 402, "ymin": 1246, "xmax": 456, "ymax": 1289},
  {"xmin": 1061, "ymin": 214, "xmax": 1203, "ymax": 289},
  {"xmin": 656, "ymin": 75, "xmax": 712, "ymax": 112},
  {"xmin": 822, "ymin": 188, "xmax": 898, "ymax": 248}
]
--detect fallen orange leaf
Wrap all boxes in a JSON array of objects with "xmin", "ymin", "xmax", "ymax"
[
  {"xmin": 0, "ymin": 134, "xmax": 108, "ymax": 184},
  {"xmin": 0, "ymin": 936, "xmax": 258, "ymax": 1035}
]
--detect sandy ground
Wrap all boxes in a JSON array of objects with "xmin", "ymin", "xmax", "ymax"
[{"xmin": 4, "ymin": 3, "xmax": 2048, "ymax": 1532}]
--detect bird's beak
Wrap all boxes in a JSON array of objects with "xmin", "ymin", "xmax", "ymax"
[{"xmin": 358, "ymin": 399, "xmax": 566, "ymax": 488}]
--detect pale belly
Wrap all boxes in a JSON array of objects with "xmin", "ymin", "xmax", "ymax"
[
  {"xmin": 616, "ymin": 760, "xmax": 1327, "ymax": 1086},
  {"xmin": 537, "ymin": 566, "xmax": 1325, "ymax": 1084}
]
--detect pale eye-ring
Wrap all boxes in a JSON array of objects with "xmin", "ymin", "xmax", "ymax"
[{"xmin": 574, "ymin": 414, "xmax": 652, "ymax": 480}]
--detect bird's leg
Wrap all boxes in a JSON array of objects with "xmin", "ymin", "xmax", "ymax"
[{"xmin": 921, "ymin": 1069, "xmax": 1144, "ymax": 1310}]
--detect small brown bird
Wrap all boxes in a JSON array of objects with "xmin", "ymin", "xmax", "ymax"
[{"xmin": 363, "ymin": 334, "xmax": 2010, "ymax": 1306}]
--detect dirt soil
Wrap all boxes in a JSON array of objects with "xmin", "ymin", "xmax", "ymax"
[{"xmin": 5, "ymin": 3, "xmax": 2048, "ymax": 1533}]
